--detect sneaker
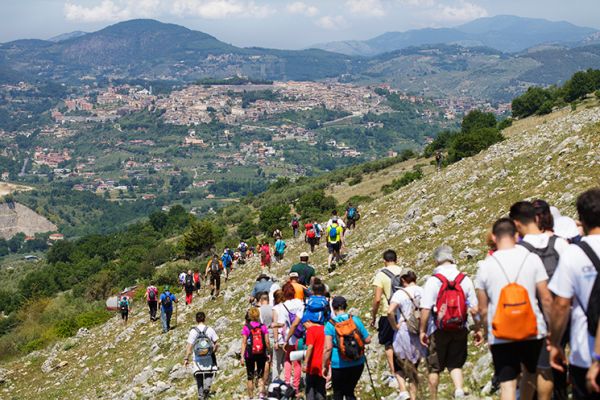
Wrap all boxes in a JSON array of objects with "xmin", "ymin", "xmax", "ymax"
[
  {"xmin": 454, "ymin": 389, "xmax": 466, "ymax": 398},
  {"xmin": 395, "ymin": 391, "xmax": 410, "ymax": 400}
]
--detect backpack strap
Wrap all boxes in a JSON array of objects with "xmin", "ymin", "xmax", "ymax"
[
  {"xmin": 398, "ymin": 287, "xmax": 419, "ymax": 309},
  {"xmin": 491, "ymin": 252, "xmax": 530, "ymax": 283},
  {"xmin": 518, "ymin": 240, "xmax": 537, "ymax": 254},
  {"xmin": 576, "ymin": 242, "xmax": 600, "ymax": 273},
  {"xmin": 381, "ymin": 268, "xmax": 400, "ymax": 304}
]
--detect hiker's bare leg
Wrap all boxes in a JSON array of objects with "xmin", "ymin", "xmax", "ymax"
[
  {"xmin": 384, "ymin": 346, "xmax": 395, "ymax": 379},
  {"xmin": 500, "ymin": 379, "xmax": 517, "ymax": 400},
  {"xmin": 246, "ymin": 379, "xmax": 253, "ymax": 398},
  {"xmin": 428, "ymin": 372, "xmax": 439, "ymax": 400},
  {"xmin": 536, "ymin": 369, "xmax": 553, "ymax": 400},
  {"xmin": 520, "ymin": 369, "xmax": 537, "ymax": 400},
  {"xmin": 409, "ymin": 381, "xmax": 417, "ymax": 400},
  {"xmin": 449, "ymin": 368, "xmax": 464, "ymax": 392}
]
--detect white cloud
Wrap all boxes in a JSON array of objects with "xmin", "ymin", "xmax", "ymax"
[
  {"xmin": 345, "ymin": 0, "xmax": 385, "ymax": 17},
  {"xmin": 315, "ymin": 15, "xmax": 347, "ymax": 30},
  {"xmin": 287, "ymin": 2, "xmax": 318, "ymax": 17},
  {"xmin": 64, "ymin": 0, "xmax": 273, "ymax": 22},
  {"xmin": 430, "ymin": 0, "xmax": 488, "ymax": 22}
]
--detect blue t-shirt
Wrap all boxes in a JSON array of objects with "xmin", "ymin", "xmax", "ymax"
[
  {"xmin": 275, "ymin": 240, "xmax": 286, "ymax": 255},
  {"xmin": 160, "ymin": 292, "xmax": 177, "ymax": 312},
  {"xmin": 324, "ymin": 313, "xmax": 370, "ymax": 369},
  {"xmin": 221, "ymin": 253, "xmax": 232, "ymax": 267}
]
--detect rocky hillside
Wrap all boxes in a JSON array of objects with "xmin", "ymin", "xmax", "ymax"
[
  {"xmin": 0, "ymin": 202, "xmax": 57, "ymax": 240},
  {"xmin": 1, "ymin": 101, "xmax": 599, "ymax": 399}
]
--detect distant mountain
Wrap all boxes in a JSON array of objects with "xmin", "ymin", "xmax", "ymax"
[
  {"xmin": 48, "ymin": 31, "xmax": 87, "ymax": 42},
  {"xmin": 313, "ymin": 15, "xmax": 598, "ymax": 56},
  {"xmin": 0, "ymin": 19, "xmax": 357, "ymax": 82}
]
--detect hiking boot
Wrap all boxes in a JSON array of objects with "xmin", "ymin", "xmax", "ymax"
[{"xmin": 454, "ymin": 389, "xmax": 467, "ymax": 398}]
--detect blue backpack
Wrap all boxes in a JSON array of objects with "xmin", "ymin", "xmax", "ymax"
[
  {"xmin": 302, "ymin": 296, "xmax": 330, "ymax": 325},
  {"xmin": 329, "ymin": 225, "xmax": 339, "ymax": 241},
  {"xmin": 222, "ymin": 253, "xmax": 232, "ymax": 267},
  {"xmin": 348, "ymin": 207, "xmax": 357, "ymax": 219}
]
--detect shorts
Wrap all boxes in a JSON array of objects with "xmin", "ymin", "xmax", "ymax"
[
  {"xmin": 245, "ymin": 354, "xmax": 268, "ymax": 380},
  {"xmin": 490, "ymin": 339, "xmax": 544, "ymax": 383},
  {"xmin": 378, "ymin": 317, "xmax": 395, "ymax": 346},
  {"xmin": 210, "ymin": 274, "xmax": 221, "ymax": 290},
  {"xmin": 537, "ymin": 341, "xmax": 551, "ymax": 370},
  {"xmin": 121, "ymin": 311, "xmax": 128, "ymax": 320},
  {"xmin": 426, "ymin": 329, "xmax": 468, "ymax": 373},
  {"xmin": 195, "ymin": 281, "xmax": 201, "ymax": 290},
  {"xmin": 327, "ymin": 242, "xmax": 341, "ymax": 254}
]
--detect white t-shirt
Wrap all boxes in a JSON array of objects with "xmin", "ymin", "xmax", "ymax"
[
  {"xmin": 390, "ymin": 285, "xmax": 423, "ymax": 325},
  {"xmin": 272, "ymin": 303, "xmax": 287, "ymax": 346},
  {"xmin": 268, "ymin": 282, "xmax": 280, "ymax": 307},
  {"xmin": 548, "ymin": 235, "xmax": 600, "ymax": 368},
  {"xmin": 277, "ymin": 299, "xmax": 304, "ymax": 345},
  {"xmin": 522, "ymin": 233, "xmax": 569, "ymax": 256},
  {"xmin": 475, "ymin": 246, "xmax": 548, "ymax": 345},
  {"xmin": 186, "ymin": 323, "xmax": 219, "ymax": 345},
  {"xmin": 326, "ymin": 218, "xmax": 346, "ymax": 229}
]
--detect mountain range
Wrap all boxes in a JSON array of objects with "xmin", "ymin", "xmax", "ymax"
[
  {"xmin": 1, "ymin": 17, "xmax": 600, "ymax": 102},
  {"xmin": 313, "ymin": 15, "xmax": 599, "ymax": 56}
]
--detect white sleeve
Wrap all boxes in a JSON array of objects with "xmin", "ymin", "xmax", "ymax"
[
  {"xmin": 474, "ymin": 261, "xmax": 487, "ymax": 291},
  {"xmin": 187, "ymin": 329, "xmax": 197, "ymax": 345},
  {"xmin": 420, "ymin": 278, "xmax": 438, "ymax": 310},
  {"xmin": 208, "ymin": 327, "xmax": 219, "ymax": 343},
  {"xmin": 462, "ymin": 276, "xmax": 478, "ymax": 307},
  {"xmin": 554, "ymin": 237, "xmax": 570, "ymax": 256},
  {"xmin": 548, "ymin": 247, "xmax": 576, "ymax": 298},
  {"xmin": 390, "ymin": 290, "xmax": 403, "ymax": 305}
]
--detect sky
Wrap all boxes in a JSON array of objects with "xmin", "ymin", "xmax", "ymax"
[{"xmin": 2, "ymin": 0, "xmax": 600, "ymax": 49}]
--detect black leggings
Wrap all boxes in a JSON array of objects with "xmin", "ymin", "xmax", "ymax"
[{"xmin": 331, "ymin": 364, "xmax": 364, "ymax": 400}]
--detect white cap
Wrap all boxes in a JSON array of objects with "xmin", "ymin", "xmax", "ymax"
[{"xmin": 554, "ymin": 216, "xmax": 579, "ymax": 240}]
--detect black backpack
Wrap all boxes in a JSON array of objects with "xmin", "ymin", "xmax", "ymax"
[
  {"xmin": 381, "ymin": 269, "xmax": 403, "ymax": 304},
  {"xmin": 210, "ymin": 259, "xmax": 221, "ymax": 276},
  {"xmin": 162, "ymin": 292, "xmax": 172, "ymax": 307},
  {"xmin": 576, "ymin": 242, "xmax": 600, "ymax": 336},
  {"xmin": 185, "ymin": 274, "xmax": 194, "ymax": 290},
  {"xmin": 518, "ymin": 236, "xmax": 560, "ymax": 278},
  {"xmin": 119, "ymin": 299, "xmax": 128, "ymax": 312}
]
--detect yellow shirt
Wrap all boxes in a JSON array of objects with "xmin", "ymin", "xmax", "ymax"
[{"xmin": 372, "ymin": 265, "xmax": 404, "ymax": 304}]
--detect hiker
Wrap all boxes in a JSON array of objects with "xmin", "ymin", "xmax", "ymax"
[
  {"xmin": 251, "ymin": 274, "xmax": 275, "ymax": 304},
  {"xmin": 326, "ymin": 218, "xmax": 343, "ymax": 271},
  {"xmin": 419, "ymin": 245, "xmax": 478, "ymax": 399},
  {"xmin": 387, "ymin": 269, "xmax": 425, "ymax": 400},
  {"xmin": 305, "ymin": 222, "xmax": 319, "ymax": 252},
  {"xmin": 271, "ymin": 289, "xmax": 287, "ymax": 381},
  {"xmin": 119, "ymin": 296, "xmax": 130, "ymax": 326},
  {"xmin": 474, "ymin": 218, "xmax": 552, "ymax": 400},
  {"xmin": 289, "ymin": 272, "xmax": 308, "ymax": 302},
  {"xmin": 221, "ymin": 249, "xmax": 233, "ymax": 281},
  {"xmin": 326, "ymin": 210, "xmax": 346, "ymax": 230},
  {"xmin": 238, "ymin": 241, "xmax": 248, "ymax": 264},
  {"xmin": 160, "ymin": 285, "xmax": 178, "ymax": 333},
  {"xmin": 313, "ymin": 220, "xmax": 323, "ymax": 246},
  {"xmin": 302, "ymin": 283, "xmax": 330, "ymax": 400},
  {"xmin": 184, "ymin": 311, "xmax": 219, "ymax": 400},
  {"xmin": 277, "ymin": 282, "xmax": 305, "ymax": 394},
  {"xmin": 345, "ymin": 203, "xmax": 359, "ymax": 230},
  {"xmin": 554, "ymin": 215, "xmax": 582, "ymax": 243},
  {"xmin": 435, "ymin": 151, "xmax": 443, "ymax": 171},
  {"xmin": 184, "ymin": 269, "xmax": 195, "ymax": 305},
  {"xmin": 241, "ymin": 307, "xmax": 271, "ymax": 399},
  {"xmin": 510, "ymin": 200, "xmax": 569, "ymax": 399},
  {"xmin": 323, "ymin": 296, "xmax": 371, "ymax": 400},
  {"xmin": 371, "ymin": 249, "xmax": 406, "ymax": 388},
  {"xmin": 193, "ymin": 269, "xmax": 201, "ymax": 295},
  {"xmin": 273, "ymin": 228, "xmax": 283, "ymax": 241},
  {"xmin": 260, "ymin": 241, "xmax": 272, "ymax": 271},
  {"xmin": 205, "ymin": 255, "xmax": 223, "ymax": 299},
  {"xmin": 292, "ymin": 216, "xmax": 300, "ymax": 238},
  {"xmin": 290, "ymin": 252, "xmax": 316, "ymax": 287},
  {"xmin": 274, "ymin": 237, "xmax": 287, "ymax": 262},
  {"xmin": 257, "ymin": 293, "xmax": 273, "ymax": 380},
  {"xmin": 179, "ymin": 271, "xmax": 186, "ymax": 288},
  {"xmin": 548, "ymin": 188, "xmax": 600, "ymax": 400},
  {"xmin": 146, "ymin": 284, "xmax": 159, "ymax": 321}
]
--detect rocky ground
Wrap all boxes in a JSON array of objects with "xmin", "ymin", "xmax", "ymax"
[{"xmin": 1, "ymin": 101, "xmax": 599, "ymax": 399}]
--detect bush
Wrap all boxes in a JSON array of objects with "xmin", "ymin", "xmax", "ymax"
[
  {"xmin": 461, "ymin": 110, "xmax": 497, "ymax": 134},
  {"xmin": 53, "ymin": 317, "xmax": 78, "ymax": 338},
  {"xmin": 295, "ymin": 190, "xmax": 337, "ymax": 221},
  {"xmin": 537, "ymin": 100, "xmax": 554, "ymax": 115},
  {"xmin": 596, "ymin": 90, "xmax": 600, "ymax": 99},
  {"xmin": 258, "ymin": 204, "xmax": 290, "ymax": 236},
  {"xmin": 512, "ymin": 86, "xmax": 556, "ymax": 118},
  {"xmin": 381, "ymin": 167, "xmax": 423, "ymax": 194},
  {"xmin": 75, "ymin": 309, "xmax": 112, "ymax": 328},
  {"xmin": 497, "ymin": 118, "xmax": 513, "ymax": 131},
  {"xmin": 447, "ymin": 127, "xmax": 504, "ymax": 163}
]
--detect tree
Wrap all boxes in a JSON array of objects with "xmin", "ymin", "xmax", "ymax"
[
  {"xmin": 258, "ymin": 204, "xmax": 290, "ymax": 236},
  {"xmin": 182, "ymin": 220, "xmax": 221, "ymax": 257},
  {"xmin": 563, "ymin": 70, "xmax": 593, "ymax": 102},
  {"xmin": 7, "ymin": 233, "xmax": 25, "ymax": 253},
  {"xmin": 461, "ymin": 110, "xmax": 497, "ymax": 134},
  {"xmin": 47, "ymin": 240, "xmax": 75, "ymax": 264},
  {"xmin": 511, "ymin": 87, "xmax": 555, "ymax": 118},
  {"xmin": 237, "ymin": 220, "xmax": 259, "ymax": 241},
  {"xmin": 149, "ymin": 211, "xmax": 168, "ymax": 232},
  {"xmin": 295, "ymin": 190, "xmax": 337, "ymax": 221},
  {"xmin": 447, "ymin": 127, "xmax": 504, "ymax": 163}
]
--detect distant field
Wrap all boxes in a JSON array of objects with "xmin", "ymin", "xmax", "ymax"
[{"xmin": 0, "ymin": 182, "xmax": 32, "ymax": 197}]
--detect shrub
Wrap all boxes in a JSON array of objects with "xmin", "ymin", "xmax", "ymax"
[
  {"xmin": 75, "ymin": 309, "xmax": 112, "ymax": 328},
  {"xmin": 512, "ymin": 86, "xmax": 555, "ymax": 118},
  {"xmin": 381, "ymin": 167, "xmax": 423, "ymax": 194},
  {"xmin": 258, "ymin": 204, "xmax": 290, "ymax": 235},
  {"xmin": 447, "ymin": 127, "xmax": 504, "ymax": 163},
  {"xmin": 53, "ymin": 317, "xmax": 78, "ymax": 338},
  {"xmin": 497, "ymin": 118, "xmax": 513, "ymax": 131}
]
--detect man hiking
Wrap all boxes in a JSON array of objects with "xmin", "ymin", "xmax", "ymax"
[
  {"xmin": 420, "ymin": 245, "xmax": 478, "ymax": 399},
  {"xmin": 474, "ymin": 218, "xmax": 552, "ymax": 400},
  {"xmin": 184, "ymin": 269, "xmax": 195, "ymax": 305},
  {"xmin": 302, "ymin": 282, "xmax": 329, "ymax": 400},
  {"xmin": 371, "ymin": 249, "xmax": 406, "ymax": 390},
  {"xmin": 510, "ymin": 200, "xmax": 569, "ymax": 399},
  {"xmin": 274, "ymin": 237, "xmax": 287, "ymax": 263},
  {"xmin": 250, "ymin": 274, "xmax": 275, "ymax": 304},
  {"xmin": 345, "ymin": 203, "xmax": 359, "ymax": 230},
  {"xmin": 548, "ymin": 188, "xmax": 600, "ymax": 400},
  {"xmin": 435, "ymin": 151, "xmax": 443, "ymax": 171},
  {"xmin": 160, "ymin": 285, "xmax": 178, "ymax": 333},
  {"xmin": 184, "ymin": 311, "xmax": 219, "ymax": 400},
  {"xmin": 205, "ymin": 255, "xmax": 223, "ymax": 300},
  {"xmin": 221, "ymin": 249, "xmax": 233, "ymax": 281},
  {"xmin": 292, "ymin": 216, "xmax": 300, "ymax": 238},
  {"xmin": 193, "ymin": 269, "xmax": 201, "ymax": 295},
  {"xmin": 146, "ymin": 284, "xmax": 159, "ymax": 321},
  {"xmin": 323, "ymin": 296, "xmax": 371, "ymax": 400},
  {"xmin": 305, "ymin": 222, "xmax": 319, "ymax": 253},
  {"xmin": 326, "ymin": 218, "xmax": 343, "ymax": 271},
  {"xmin": 290, "ymin": 252, "xmax": 316, "ymax": 287},
  {"xmin": 273, "ymin": 228, "xmax": 283, "ymax": 241},
  {"xmin": 119, "ymin": 296, "xmax": 130, "ymax": 326}
]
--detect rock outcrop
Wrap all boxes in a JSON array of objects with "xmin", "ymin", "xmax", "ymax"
[{"xmin": 0, "ymin": 202, "xmax": 57, "ymax": 239}]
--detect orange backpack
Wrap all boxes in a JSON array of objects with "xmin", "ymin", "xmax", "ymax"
[
  {"xmin": 329, "ymin": 314, "xmax": 365, "ymax": 361},
  {"xmin": 490, "ymin": 255, "xmax": 538, "ymax": 341}
]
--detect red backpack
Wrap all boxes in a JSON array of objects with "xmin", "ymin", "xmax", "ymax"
[
  {"xmin": 434, "ymin": 273, "xmax": 468, "ymax": 331},
  {"xmin": 307, "ymin": 229, "xmax": 316, "ymax": 239},
  {"xmin": 247, "ymin": 323, "xmax": 266, "ymax": 356}
]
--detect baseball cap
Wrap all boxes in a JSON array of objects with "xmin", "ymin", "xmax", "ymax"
[
  {"xmin": 554, "ymin": 216, "xmax": 579, "ymax": 240},
  {"xmin": 300, "ymin": 252, "xmax": 309, "ymax": 259},
  {"xmin": 331, "ymin": 296, "xmax": 347, "ymax": 309},
  {"xmin": 256, "ymin": 273, "xmax": 270, "ymax": 281},
  {"xmin": 433, "ymin": 245, "xmax": 455, "ymax": 264},
  {"xmin": 289, "ymin": 272, "xmax": 299, "ymax": 278}
]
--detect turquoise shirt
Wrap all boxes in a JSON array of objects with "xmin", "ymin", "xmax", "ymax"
[{"xmin": 324, "ymin": 313, "xmax": 370, "ymax": 369}]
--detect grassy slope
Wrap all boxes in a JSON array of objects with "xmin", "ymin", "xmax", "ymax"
[{"xmin": 2, "ymin": 100, "xmax": 600, "ymax": 399}]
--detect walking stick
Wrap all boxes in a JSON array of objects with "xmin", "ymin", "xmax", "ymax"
[{"xmin": 364, "ymin": 357, "xmax": 380, "ymax": 400}]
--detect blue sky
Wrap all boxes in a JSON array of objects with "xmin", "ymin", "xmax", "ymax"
[{"xmin": 2, "ymin": 0, "xmax": 600, "ymax": 48}]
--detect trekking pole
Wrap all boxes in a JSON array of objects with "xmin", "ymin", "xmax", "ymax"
[{"xmin": 364, "ymin": 357, "xmax": 380, "ymax": 400}]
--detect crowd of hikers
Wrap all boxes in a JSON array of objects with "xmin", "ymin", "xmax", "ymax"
[{"xmin": 131, "ymin": 188, "xmax": 600, "ymax": 400}]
